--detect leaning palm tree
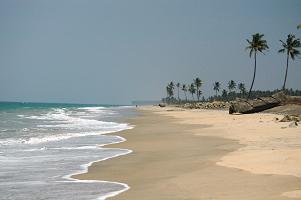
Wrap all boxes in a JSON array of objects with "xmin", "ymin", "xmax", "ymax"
[
  {"xmin": 278, "ymin": 34, "xmax": 301, "ymax": 90},
  {"xmin": 246, "ymin": 33, "xmax": 269, "ymax": 99},
  {"xmin": 176, "ymin": 82, "xmax": 181, "ymax": 101},
  {"xmin": 228, "ymin": 80, "xmax": 236, "ymax": 93},
  {"xmin": 194, "ymin": 78, "xmax": 202, "ymax": 101},
  {"xmin": 182, "ymin": 84, "xmax": 188, "ymax": 101},
  {"xmin": 188, "ymin": 83, "xmax": 196, "ymax": 101},
  {"xmin": 213, "ymin": 81, "xmax": 221, "ymax": 96}
]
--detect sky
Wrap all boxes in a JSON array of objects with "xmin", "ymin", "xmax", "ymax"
[{"xmin": 0, "ymin": 0, "xmax": 300, "ymax": 104}]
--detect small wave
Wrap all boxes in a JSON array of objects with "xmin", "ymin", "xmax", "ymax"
[
  {"xmin": 0, "ymin": 126, "xmax": 132, "ymax": 145},
  {"xmin": 19, "ymin": 108, "xmax": 120, "ymax": 130},
  {"xmin": 23, "ymin": 146, "xmax": 98, "ymax": 152}
]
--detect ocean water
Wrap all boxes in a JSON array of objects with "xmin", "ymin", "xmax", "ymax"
[{"xmin": 0, "ymin": 102, "xmax": 134, "ymax": 200}]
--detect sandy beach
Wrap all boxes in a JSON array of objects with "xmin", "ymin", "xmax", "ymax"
[{"xmin": 74, "ymin": 106, "xmax": 301, "ymax": 200}]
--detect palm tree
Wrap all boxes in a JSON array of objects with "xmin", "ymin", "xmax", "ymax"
[
  {"xmin": 213, "ymin": 81, "xmax": 221, "ymax": 96},
  {"xmin": 182, "ymin": 84, "xmax": 188, "ymax": 101},
  {"xmin": 238, "ymin": 83, "xmax": 247, "ymax": 97},
  {"xmin": 166, "ymin": 82, "xmax": 175, "ymax": 98},
  {"xmin": 194, "ymin": 78, "xmax": 202, "ymax": 101},
  {"xmin": 169, "ymin": 81, "xmax": 175, "ymax": 91},
  {"xmin": 222, "ymin": 89, "xmax": 228, "ymax": 100},
  {"xmin": 278, "ymin": 34, "xmax": 301, "ymax": 90},
  {"xmin": 166, "ymin": 86, "xmax": 172, "ymax": 98},
  {"xmin": 246, "ymin": 33, "xmax": 269, "ymax": 99},
  {"xmin": 198, "ymin": 90, "xmax": 202, "ymax": 101},
  {"xmin": 176, "ymin": 82, "xmax": 181, "ymax": 101},
  {"xmin": 188, "ymin": 83, "xmax": 196, "ymax": 101},
  {"xmin": 228, "ymin": 80, "xmax": 236, "ymax": 93}
]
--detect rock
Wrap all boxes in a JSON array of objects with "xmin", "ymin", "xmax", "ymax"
[
  {"xmin": 280, "ymin": 115, "xmax": 300, "ymax": 122},
  {"xmin": 158, "ymin": 103, "xmax": 166, "ymax": 107},
  {"xmin": 289, "ymin": 121, "xmax": 298, "ymax": 128}
]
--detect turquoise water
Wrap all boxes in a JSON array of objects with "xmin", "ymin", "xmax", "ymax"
[{"xmin": 0, "ymin": 102, "xmax": 134, "ymax": 200}]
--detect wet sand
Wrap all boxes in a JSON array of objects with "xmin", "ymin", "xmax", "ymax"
[{"xmin": 74, "ymin": 107, "xmax": 301, "ymax": 200}]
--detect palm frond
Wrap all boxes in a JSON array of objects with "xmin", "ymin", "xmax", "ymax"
[{"xmin": 278, "ymin": 48, "xmax": 285, "ymax": 53}]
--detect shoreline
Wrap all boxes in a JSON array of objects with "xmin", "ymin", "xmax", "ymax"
[
  {"xmin": 68, "ymin": 129, "xmax": 133, "ymax": 200},
  {"xmin": 75, "ymin": 106, "xmax": 301, "ymax": 199}
]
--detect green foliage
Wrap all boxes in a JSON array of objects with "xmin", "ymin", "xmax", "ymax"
[
  {"xmin": 228, "ymin": 80, "xmax": 236, "ymax": 92},
  {"xmin": 246, "ymin": 33, "xmax": 269, "ymax": 58}
]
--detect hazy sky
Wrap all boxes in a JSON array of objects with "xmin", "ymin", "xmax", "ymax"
[{"xmin": 1, "ymin": 0, "xmax": 300, "ymax": 104}]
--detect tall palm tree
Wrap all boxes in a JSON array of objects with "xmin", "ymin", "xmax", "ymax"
[
  {"xmin": 188, "ymin": 83, "xmax": 196, "ymax": 101},
  {"xmin": 238, "ymin": 83, "xmax": 247, "ymax": 97},
  {"xmin": 246, "ymin": 33, "xmax": 269, "ymax": 99},
  {"xmin": 182, "ymin": 84, "xmax": 188, "ymax": 101},
  {"xmin": 166, "ymin": 82, "xmax": 175, "ymax": 98},
  {"xmin": 213, "ymin": 81, "xmax": 221, "ymax": 96},
  {"xmin": 194, "ymin": 78, "xmax": 202, "ymax": 101},
  {"xmin": 176, "ymin": 83, "xmax": 181, "ymax": 101},
  {"xmin": 228, "ymin": 80, "xmax": 236, "ymax": 93},
  {"xmin": 278, "ymin": 34, "xmax": 301, "ymax": 90}
]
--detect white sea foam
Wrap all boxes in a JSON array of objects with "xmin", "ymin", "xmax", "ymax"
[
  {"xmin": 1, "ymin": 105, "xmax": 135, "ymax": 200},
  {"xmin": 61, "ymin": 135, "xmax": 133, "ymax": 200},
  {"xmin": 0, "ymin": 127, "xmax": 131, "ymax": 145}
]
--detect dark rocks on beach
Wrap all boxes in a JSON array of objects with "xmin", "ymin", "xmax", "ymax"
[
  {"xmin": 181, "ymin": 101, "xmax": 230, "ymax": 110},
  {"xmin": 279, "ymin": 115, "xmax": 300, "ymax": 122},
  {"xmin": 158, "ymin": 103, "xmax": 166, "ymax": 107}
]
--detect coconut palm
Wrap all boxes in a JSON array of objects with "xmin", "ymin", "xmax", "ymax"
[
  {"xmin": 222, "ymin": 89, "xmax": 228, "ymax": 100},
  {"xmin": 166, "ymin": 86, "xmax": 172, "ymax": 98},
  {"xmin": 194, "ymin": 78, "xmax": 202, "ymax": 101},
  {"xmin": 166, "ymin": 82, "xmax": 175, "ymax": 98},
  {"xmin": 198, "ymin": 90, "xmax": 202, "ymax": 101},
  {"xmin": 278, "ymin": 34, "xmax": 301, "ymax": 90},
  {"xmin": 246, "ymin": 33, "xmax": 269, "ymax": 99},
  {"xmin": 182, "ymin": 84, "xmax": 188, "ymax": 101},
  {"xmin": 228, "ymin": 80, "xmax": 236, "ymax": 93},
  {"xmin": 176, "ymin": 82, "xmax": 181, "ymax": 101},
  {"xmin": 213, "ymin": 81, "xmax": 221, "ymax": 96},
  {"xmin": 188, "ymin": 83, "xmax": 196, "ymax": 101},
  {"xmin": 238, "ymin": 83, "xmax": 247, "ymax": 97}
]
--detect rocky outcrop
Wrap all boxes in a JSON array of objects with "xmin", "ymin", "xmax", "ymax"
[{"xmin": 182, "ymin": 101, "xmax": 230, "ymax": 110}]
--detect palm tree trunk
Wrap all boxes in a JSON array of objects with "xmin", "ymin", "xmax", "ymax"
[
  {"xmin": 197, "ymin": 87, "xmax": 199, "ymax": 101},
  {"xmin": 282, "ymin": 52, "xmax": 289, "ymax": 90},
  {"xmin": 184, "ymin": 92, "xmax": 187, "ymax": 101},
  {"xmin": 248, "ymin": 51, "xmax": 257, "ymax": 99},
  {"xmin": 177, "ymin": 88, "xmax": 180, "ymax": 101}
]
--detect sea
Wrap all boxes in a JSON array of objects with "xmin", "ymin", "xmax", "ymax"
[{"xmin": 0, "ymin": 102, "xmax": 135, "ymax": 200}]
